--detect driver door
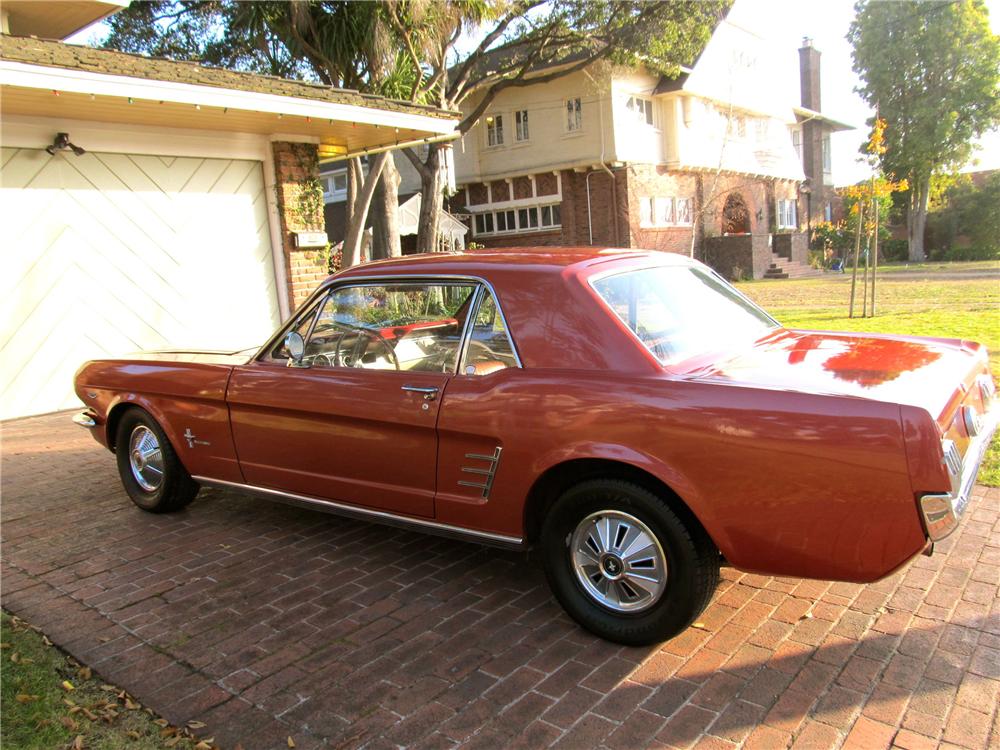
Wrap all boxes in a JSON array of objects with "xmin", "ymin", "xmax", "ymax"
[{"xmin": 227, "ymin": 279, "xmax": 478, "ymax": 518}]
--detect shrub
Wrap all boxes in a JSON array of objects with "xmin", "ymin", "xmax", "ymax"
[
  {"xmin": 880, "ymin": 239, "xmax": 909, "ymax": 262},
  {"xmin": 927, "ymin": 245, "xmax": 1000, "ymax": 261}
]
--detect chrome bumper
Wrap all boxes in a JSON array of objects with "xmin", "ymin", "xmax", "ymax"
[
  {"xmin": 919, "ymin": 402, "xmax": 997, "ymax": 541},
  {"xmin": 72, "ymin": 411, "xmax": 97, "ymax": 428}
]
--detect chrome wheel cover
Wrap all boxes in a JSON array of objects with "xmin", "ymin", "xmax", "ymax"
[
  {"xmin": 128, "ymin": 425, "xmax": 164, "ymax": 492},
  {"xmin": 570, "ymin": 510, "xmax": 667, "ymax": 613}
]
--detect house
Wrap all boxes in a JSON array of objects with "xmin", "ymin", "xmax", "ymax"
[
  {"xmin": 430, "ymin": 2, "xmax": 849, "ymax": 280},
  {"xmin": 318, "ymin": 3, "xmax": 853, "ymax": 279},
  {"xmin": 0, "ymin": 2, "xmax": 458, "ymax": 420}
]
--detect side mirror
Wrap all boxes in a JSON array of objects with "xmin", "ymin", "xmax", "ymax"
[{"xmin": 284, "ymin": 331, "xmax": 308, "ymax": 367}]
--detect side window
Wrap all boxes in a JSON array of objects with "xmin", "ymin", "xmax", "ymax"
[
  {"xmin": 271, "ymin": 299, "xmax": 321, "ymax": 360},
  {"xmin": 299, "ymin": 282, "xmax": 476, "ymax": 372},
  {"xmin": 461, "ymin": 290, "xmax": 518, "ymax": 376}
]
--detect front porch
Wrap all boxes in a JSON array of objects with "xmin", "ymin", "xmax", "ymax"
[{"xmin": 703, "ymin": 232, "xmax": 822, "ymax": 281}]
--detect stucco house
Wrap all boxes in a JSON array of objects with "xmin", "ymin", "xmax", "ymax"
[
  {"xmin": 322, "ymin": 0, "xmax": 852, "ymax": 280},
  {"xmin": 0, "ymin": 2, "xmax": 458, "ymax": 420}
]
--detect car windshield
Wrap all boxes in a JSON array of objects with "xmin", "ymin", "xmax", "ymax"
[{"xmin": 592, "ymin": 265, "xmax": 779, "ymax": 365}]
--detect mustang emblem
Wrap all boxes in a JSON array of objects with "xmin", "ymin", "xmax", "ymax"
[
  {"xmin": 182, "ymin": 428, "xmax": 210, "ymax": 448},
  {"xmin": 458, "ymin": 446, "xmax": 502, "ymax": 499}
]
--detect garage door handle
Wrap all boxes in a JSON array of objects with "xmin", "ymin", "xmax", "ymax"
[{"xmin": 402, "ymin": 385, "xmax": 439, "ymax": 401}]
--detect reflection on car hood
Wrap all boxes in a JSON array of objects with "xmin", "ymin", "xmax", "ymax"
[
  {"xmin": 115, "ymin": 349, "xmax": 257, "ymax": 366},
  {"xmin": 693, "ymin": 328, "xmax": 982, "ymax": 418}
]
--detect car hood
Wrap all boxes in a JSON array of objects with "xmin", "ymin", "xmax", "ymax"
[
  {"xmin": 112, "ymin": 348, "xmax": 257, "ymax": 366},
  {"xmin": 692, "ymin": 328, "xmax": 984, "ymax": 420}
]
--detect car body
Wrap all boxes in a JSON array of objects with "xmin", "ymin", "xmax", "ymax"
[{"xmin": 73, "ymin": 249, "xmax": 997, "ymax": 644}]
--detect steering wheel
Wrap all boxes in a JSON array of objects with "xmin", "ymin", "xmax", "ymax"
[{"xmin": 333, "ymin": 325, "xmax": 400, "ymax": 371}]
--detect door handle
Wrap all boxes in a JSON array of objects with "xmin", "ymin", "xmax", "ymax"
[{"xmin": 402, "ymin": 385, "xmax": 439, "ymax": 401}]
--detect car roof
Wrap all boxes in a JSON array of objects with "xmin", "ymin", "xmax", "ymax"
[{"xmin": 333, "ymin": 247, "xmax": 698, "ymax": 280}]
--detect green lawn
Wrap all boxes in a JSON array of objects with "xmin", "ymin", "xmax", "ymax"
[
  {"xmin": 0, "ymin": 612, "xmax": 213, "ymax": 750},
  {"xmin": 735, "ymin": 273, "xmax": 1000, "ymax": 486}
]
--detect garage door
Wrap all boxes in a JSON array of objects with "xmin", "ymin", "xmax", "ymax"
[{"xmin": 0, "ymin": 148, "xmax": 281, "ymax": 420}]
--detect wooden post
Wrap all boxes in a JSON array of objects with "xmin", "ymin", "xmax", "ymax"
[
  {"xmin": 870, "ymin": 193, "xmax": 879, "ymax": 316},
  {"xmin": 849, "ymin": 201, "xmax": 865, "ymax": 318}
]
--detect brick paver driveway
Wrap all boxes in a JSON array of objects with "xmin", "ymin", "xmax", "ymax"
[{"xmin": 2, "ymin": 412, "xmax": 998, "ymax": 750}]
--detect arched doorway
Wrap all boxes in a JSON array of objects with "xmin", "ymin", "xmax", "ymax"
[{"xmin": 722, "ymin": 192, "xmax": 751, "ymax": 234}]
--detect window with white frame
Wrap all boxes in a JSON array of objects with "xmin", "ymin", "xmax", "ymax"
[
  {"xmin": 675, "ymin": 198, "xmax": 693, "ymax": 225},
  {"xmin": 515, "ymin": 110, "xmax": 530, "ymax": 142},
  {"xmin": 322, "ymin": 170, "xmax": 348, "ymax": 202},
  {"xmin": 732, "ymin": 114, "xmax": 747, "ymax": 139},
  {"xmin": 486, "ymin": 114, "xmax": 504, "ymax": 147},
  {"xmin": 625, "ymin": 96, "xmax": 654, "ymax": 127},
  {"xmin": 473, "ymin": 203, "xmax": 560, "ymax": 236},
  {"xmin": 754, "ymin": 118, "xmax": 768, "ymax": 141},
  {"xmin": 792, "ymin": 129, "xmax": 802, "ymax": 161},
  {"xmin": 639, "ymin": 196, "xmax": 694, "ymax": 227},
  {"xmin": 566, "ymin": 97, "xmax": 583, "ymax": 132},
  {"xmin": 777, "ymin": 199, "xmax": 798, "ymax": 229},
  {"xmin": 822, "ymin": 134, "xmax": 832, "ymax": 173},
  {"xmin": 824, "ymin": 202, "xmax": 833, "ymax": 222}
]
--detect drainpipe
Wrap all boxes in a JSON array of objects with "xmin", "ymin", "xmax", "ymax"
[{"xmin": 587, "ymin": 95, "xmax": 619, "ymax": 246}]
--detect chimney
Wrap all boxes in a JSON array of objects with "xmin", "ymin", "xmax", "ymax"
[{"xmin": 799, "ymin": 38, "xmax": 821, "ymax": 111}]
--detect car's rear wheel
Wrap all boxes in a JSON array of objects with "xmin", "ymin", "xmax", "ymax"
[
  {"xmin": 115, "ymin": 408, "xmax": 198, "ymax": 513},
  {"xmin": 540, "ymin": 479, "xmax": 719, "ymax": 646}
]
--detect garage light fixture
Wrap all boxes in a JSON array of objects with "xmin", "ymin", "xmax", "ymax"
[{"xmin": 46, "ymin": 133, "xmax": 86, "ymax": 157}]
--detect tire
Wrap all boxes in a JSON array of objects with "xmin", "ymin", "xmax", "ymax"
[
  {"xmin": 540, "ymin": 479, "xmax": 719, "ymax": 646},
  {"xmin": 115, "ymin": 408, "xmax": 198, "ymax": 513}
]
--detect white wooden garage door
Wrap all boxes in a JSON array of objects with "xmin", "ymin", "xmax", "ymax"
[{"xmin": 0, "ymin": 148, "xmax": 281, "ymax": 420}]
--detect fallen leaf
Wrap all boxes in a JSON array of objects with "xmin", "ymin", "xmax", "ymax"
[
  {"xmin": 10, "ymin": 651, "xmax": 20, "ymax": 663},
  {"xmin": 69, "ymin": 706, "xmax": 81, "ymax": 715},
  {"xmin": 101, "ymin": 684, "xmax": 117, "ymax": 692},
  {"xmin": 195, "ymin": 743, "xmax": 213, "ymax": 750},
  {"xmin": 99, "ymin": 637, "xmax": 111, "ymax": 643},
  {"xmin": 164, "ymin": 737, "xmax": 181, "ymax": 748},
  {"xmin": 42, "ymin": 636, "xmax": 53, "ymax": 647},
  {"xmin": 153, "ymin": 718, "xmax": 169, "ymax": 727},
  {"xmin": 125, "ymin": 699, "xmax": 141, "ymax": 710},
  {"xmin": 0, "ymin": 642, "xmax": 10, "ymax": 649},
  {"xmin": 61, "ymin": 716, "xmax": 80, "ymax": 731},
  {"xmin": 16, "ymin": 693, "xmax": 40, "ymax": 703},
  {"xmin": 81, "ymin": 708, "xmax": 99, "ymax": 722},
  {"xmin": 160, "ymin": 726, "xmax": 178, "ymax": 738},
  {"xmin": 20, "ymin": 657, "xmax": 35, "ymax": 665},
  {"xmin": 287, "ymin": 737, "xmax": 296, "ymax": 748},
  {"xmin": 127, "ymin": 730, "xmax": 140, "ymax": 740},
  {"xmin": 691, "ymin": 622, "xmax": 706, "ymax": 629},
  {"xmin": 73, "ymin": 735, "xmax": 85, "ymax": 750},
  {"xmin": 187, "ymin": 721, "xmax": 206, "ymax": 729},
  {"xmin": 78, "ymin": 667, "xmax": 92, "ymax": 680},
  {"xmin": 62, "ymin": 680, "xmax": 75, "ymax": 691},
  {"xmin": 63, "ymin": 698, "xmax": 77, "ymax": 707}
]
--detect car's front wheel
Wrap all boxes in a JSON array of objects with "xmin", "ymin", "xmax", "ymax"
[
  {"xmin": 115, "ymin": 408, "xmax": 198, "ymax": 513},
  {"xmin": 540, "ymin": 479, "xmax": 719, "ymax": 646}
]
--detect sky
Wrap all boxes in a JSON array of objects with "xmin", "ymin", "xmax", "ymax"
[
  {"xmin": 68, "ymin": 0, "xmax": 1000, "ymax": 188},
  {"xmin": 740, "ymin": 0, "xmax": 1000, "ymax": 186}
]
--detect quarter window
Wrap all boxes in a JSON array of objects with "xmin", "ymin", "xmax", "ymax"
[
  {"xmin": 289, "ymin": 282, "xmax": 476, "ymax": 372},
  {"xmin": 461, "ymin": 290, "xmax": 518, "ymax": 376}
]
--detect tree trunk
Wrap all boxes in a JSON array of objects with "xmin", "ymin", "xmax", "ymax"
[
  {"xmin": 415, "ymin": 144, "xmax": 444, "ymax": 254},
  {"xmin": 371, "ymin": 153, "xmax": 402, "ymax": 260},
  {"xmin": 907, "ymin": 177, "xmax": 929, "ymax": 261},
  {"xmin": 343, "ymin": 152, "xmax": 388, "ymax": 268}
]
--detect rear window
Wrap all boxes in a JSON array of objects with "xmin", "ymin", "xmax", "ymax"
[{"xmin": 592, "ymin": 265, "xmax": 778, "ymax": 365}]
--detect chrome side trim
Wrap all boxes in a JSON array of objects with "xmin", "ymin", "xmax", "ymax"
[
  {"xmin": 192, "ymin": 475, "xmax": 525, "ymax": 550},
  {"xmin": 72, "ymin": 411, "xmax": 97, "ymax": 428},
  {"xmin": 919, "ymin": 402, "xmax": 998, "ymax": 541}
]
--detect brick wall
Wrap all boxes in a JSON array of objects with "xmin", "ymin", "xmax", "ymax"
[
  {"xmin": 272, "ymin": 141, "xmax": 327, "ymax": 310},
  {"xmin": 622, "ymin": 165, "xmax": 700, "ymax": 255}
]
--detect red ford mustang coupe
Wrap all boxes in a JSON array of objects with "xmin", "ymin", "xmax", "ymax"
[{"xmin": 73, "ymin": 249, "xmax": 996, "ymax": 645}]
